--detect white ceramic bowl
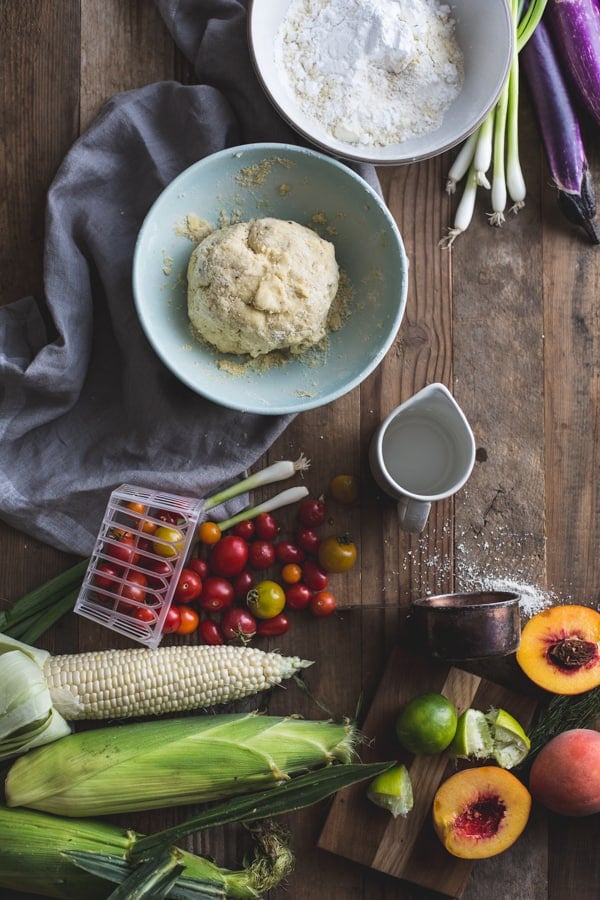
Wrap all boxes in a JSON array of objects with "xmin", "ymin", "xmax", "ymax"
[
  {"xmin": 248, "ymin": 0, "xmax": 514, "ymax": 166},
  {"xmin": 132, "ymin": 143, "xmax": 408, "ymax": 415}
]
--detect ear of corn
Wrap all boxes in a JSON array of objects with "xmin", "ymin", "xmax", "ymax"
[
  {"xmin": 0, "ymin": 801, "xmax": 290, "ymax": 899},
  {"xmin": 5, "ymin": 712, "xmax": 357, "ymax": 817}
]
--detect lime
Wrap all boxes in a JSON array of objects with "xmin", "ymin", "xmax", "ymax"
[
  {"xmin": 367, "ymin": 764, "xmax": 414, "ymax": 818},
  {"xmin": 489, "ymin": 708, "xmax": 531, "ymax": 769},
  {"xmin": 395, "ymin": 692, "xmax": 458, "ymax": 755},
  {"xmin": 450, "ymin": 708, "xmax": 493, "ymax": 761},
  {"xmin": 449, "ymin": 706, "xmax": 530, "ymax": 769}
]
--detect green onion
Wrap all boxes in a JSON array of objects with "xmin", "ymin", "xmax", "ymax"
[
  {"xmin": 202, "ymin": 455, "xmax": 310, "ymax": 511},
  {"xmin": 215, "ymin": 486, "xmax": 309, "ymax": 532}
]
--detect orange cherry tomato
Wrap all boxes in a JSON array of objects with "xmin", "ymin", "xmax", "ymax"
[
  {"xmin": 124, "ymin": 500, "xmax": 157, "ymax": 534},
  {"xmin": 281, "ymin": 563, "xmax": 302, "ymax": 584},
  {"xmin": 198, "ymin": 521, "xmax": 222, "ymax": 544},
  {"xmin": 175, "ymin": 605, "xmax": 200, "ymax": 635}
]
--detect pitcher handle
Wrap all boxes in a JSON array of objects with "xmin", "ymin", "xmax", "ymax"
[{"xmin": 397, "ymin": 497, "xmax": 431, "ymax": 533}]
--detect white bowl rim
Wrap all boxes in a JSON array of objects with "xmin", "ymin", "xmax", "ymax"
[
  {"xmin": 247, "ymin": 0, "xmax": 515, "ymax": 166},
  {"xmin": 132, "ymin": 142, "xmax": 409, "ymax": 415}
]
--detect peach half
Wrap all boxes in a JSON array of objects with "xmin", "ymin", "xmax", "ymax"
[
  {"xmin": 529, "ymin": 729, "xmax": 600, "ymax": 816},
  {"xmin": 432, "ymin": 767, "xmax": 531, "ymax": 859},
  {"xmin": 516, "ymin": 604, "xmax": 600, "ymax": 695}
]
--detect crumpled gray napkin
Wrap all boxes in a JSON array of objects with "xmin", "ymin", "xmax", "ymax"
[{"xmin": 0, "ymin": 0, "xmax": 379, "ymax": 556}]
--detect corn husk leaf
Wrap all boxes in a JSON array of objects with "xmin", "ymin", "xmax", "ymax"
[{"xmin": 5, "ymin": 712, "xmax": 356, "ymax": 816}]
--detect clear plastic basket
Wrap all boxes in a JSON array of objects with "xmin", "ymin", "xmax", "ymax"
[{"xmin": 74, "ymin": 484, "xmax": 204, "ymax": 648}]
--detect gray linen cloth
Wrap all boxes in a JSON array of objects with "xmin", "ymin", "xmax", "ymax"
[{"xmin": 0, "ymin": 0, "xmax": 379, "ymax": 556}]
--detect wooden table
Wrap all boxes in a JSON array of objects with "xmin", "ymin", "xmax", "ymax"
[{"xmin": 1, "ymin": 3, "xmax": 599, "ymax": 899}]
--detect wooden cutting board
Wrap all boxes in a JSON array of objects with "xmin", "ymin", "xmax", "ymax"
[{"xmin": 318, "ymin": 645, "xmax": 537, "ymax": 899}]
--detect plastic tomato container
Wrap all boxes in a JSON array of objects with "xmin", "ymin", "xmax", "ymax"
[{"xmin": 74, "ymin": 484, "xmax": 204, "ymax": 648}]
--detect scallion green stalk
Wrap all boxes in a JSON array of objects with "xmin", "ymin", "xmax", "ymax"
[
  {"xmin": 202, "ymin": 454, "xmax": 310, "ymax": 511},
  {"xmin": 215, "ymin": 486, "xmax": 309, "ymax": 532}
]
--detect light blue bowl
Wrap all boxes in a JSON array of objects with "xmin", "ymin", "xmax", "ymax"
[{"xmin": 132, "ymin": 143, "xmax": 408, "ymax": 415}]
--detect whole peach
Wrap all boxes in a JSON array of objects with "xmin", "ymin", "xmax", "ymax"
[{"xmin": 529, "ymin": 729, "xmax": 600, "ymax": 816}]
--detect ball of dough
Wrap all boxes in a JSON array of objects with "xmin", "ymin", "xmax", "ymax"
[{"xmin": 187, "ymin": 217, "xmax": 339, "ymax": 357}]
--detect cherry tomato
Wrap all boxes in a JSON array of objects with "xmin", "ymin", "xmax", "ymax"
[
  {"xmin": 105, "ymin": 531, "xmax": 140, "ymax": 566},
  {"xmin": 134, "ymin": 605, "xmax": 156, "ymax": 624},
  {"xmin": 156, "ymin": 508, "xmax": 181, "ymax": 525},
  {"xmin": 175, "ymin": 605, "xmax": 200, "ymax": 635},
  {"xmin": 199, "ymin": 575, "xmax": 234, "ymax": 611},
  {"xmin": 199, "ymin": 618, "xmax": 224, "ymax": 645},
  {"xmin": 233, "ymin": 520, "xmax": 255, "ymax": 540},
  {"xmin": 198, "ymin": 521, "xmax": 222, "ymax": 544},
  {"xmin": 298, "ymin": 497, "xmax": 326, "ymax": 528},
  {"xmin": 302, "ymin": 559, "xmax": 329, "ymax": 591},
  {"xmin": 119, "ymin": 570, "xmax": 148, "ymax": 604},
  {"xmin": 124, "ymin": 501, "xmax": 158, "ymax": 534},
  {"xmin": 275, "ymin": 540, "xmax": 305, "ymax": 565},
  {"xmin": 94, "ymin": 561, "xmax": 122, "ymax": 589},
  {"xmin": 296, "ymin": 527, "xmax": 320, "ymax": 555},
  {"xmin": 221, "ymin": 608, "xmax": 257, "ymax": 644},
  {"xmin": 317, "ymin": 534, "xmax": 358, "ymax": 573},
  {"xmin": 247, "ymin": 580, "xmax": 286, "ymax": 619},
  {"xmin": 231, "ymin": 569, "xmax": 255, "ymax": 601},
  {"xmin": 162, "ymin": 605, "xmax": 182, "ymax": 633},
  {"xmin": 248, "ymin": 540, "xmax": 276, "ymax": 570},
  {"xmin": 281, "ymin": 563, "xmax": 302, "ymax": 584},
  {"xmin": 209, "ymin": 535, "xmax": 249, "ymax": 578},
  {"xmin": 153, "ymin": 525, "xmax": 185, "ymax": 558},
  {"xmin": 256, "ymin": 613, "xmax": 290, "ymax": 637},
  {"xmin": 254, "ymin": 512, "xmax": 279, "ymax": 541},
  {"xmin": 173, "ymin": 567, "xmax": 203, "ymax": 603},
  {"xmin": 145, "ymin": 558, "xmax": 172, "ymax": 589},
  {"xmin": 310, "ymin": 590, "xmax": 337, "ymax": 617},
  {"xmin": 285, "ymin": 582, "xmax": 313, "ymax": 610},
  {"xmin": 330, "ymin": 474, "xmax": 360, "ymax": 505},
  {"xmin": 187, "ymin": 557, "xmax": 209, "ymax": 580}
]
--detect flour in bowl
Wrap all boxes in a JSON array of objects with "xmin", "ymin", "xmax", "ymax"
[{"xmin": 275, "ymin": 0, "xmax": 464, "ymax": 147}]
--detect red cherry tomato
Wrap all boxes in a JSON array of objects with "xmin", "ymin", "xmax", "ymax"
[
  {"xmin": 173, "ymin": 567, "xmax": 203, "ymax": 603},
  {"xmin": 199, "ymin": 618, "xmax": 224, "ymax": 645},
  {"xmin": 275, "ymin": 540, "xmax": 305, "ymax": 565},
  {"xmin": 105, "ymin": 531, "xmax": 140, "ymax": 566},
  {"xmin": 248, "ymin": 540, "xmax": 276, "ymax": 570},
  {"xmin": 134, "ymin": 605, "xmax": 156, "ymax": 624},
  {"xmin": 296, "ymin": 527, "xmax": 320, "ymax": 555},
  {"xmin": 231, "ymin": 569, "xmax": 255, "ymax": 601},
  {"xmin": 285, "ymin": 582, "xmax": 313, "ymax": 610},
  {"xmin": 187, "ymin": 557, "xmax": 209, "ymax": 580},
  {"xmin": 145, "ymin": 558, "xmax": 172, "ymax": 589},
  {"xmin": 256, "ymin": 613, "xmax": 290, "ymax": 637},
  {"xmin": 302, "ymin": 559, "xmax": 329, "ymax": 591},
  {"xmin": 119, "ymin": 570, "xmax": 148, "ymax": 604},
  {"xmin": 94, "ymin": 561, "xmax": 122, "ymax": 589},
  {"xmin": 298, "ymin": 497, "xmax": 326, "ymax": 528},
  {"xmin": 162, "ymin": 605, "xmax": 182, "ymax": 633},
  {"xmin": 254, "ymin": 512, "xmax": 279, "ymax": 541},
  {"xmin": 221, "ymin": 608, "xmax": 257, "ymax": 644},
  {"xmin": 233, "ymin": 519, "xmax": 255, "ymax": 540},
  {"xmin": 175, "ymin": 605, "xmax": 200, "ymax": 635},
  {"xmin": 156, "ymin": 508, "xmax": 180, "ymax": 525},
  {"xmin": 209, "ymin": 535, "xmax": 249, "ymax": 578},
  {"xmin": 310, "ymin": 590, "xmax": 337, "ymax": 617},
  {"xmin": 198, "ymin": 575, "xmax": 234, "ymax": 611}
]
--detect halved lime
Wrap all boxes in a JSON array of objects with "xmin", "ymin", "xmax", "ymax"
[
  {"xmin": 449, "ymin": 706, "xmax": 530, "ymax": 769},
  {"xmin": 450, "ymin": 708, "xmax": 493, "ymax": 761},
  {"xmin": 367, "ymin": 764, "xmax": 414, "ymax": 818},
  {"xmin": 489, "ymin": 707, "xmax": 531, "ymax": 769}
]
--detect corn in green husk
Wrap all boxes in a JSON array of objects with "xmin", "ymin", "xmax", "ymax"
[
  {"xmin": 0, "ymin": 801, "xmax": 291, "ymax": 899},
  {"xmin": 5, "ymin": 712, "xmax": 356, "ymax": 817}
]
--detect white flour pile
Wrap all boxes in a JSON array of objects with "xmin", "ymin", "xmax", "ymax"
[{"xmin": 274, "ymin": 0, "xmax": 464, "ymax": 147}]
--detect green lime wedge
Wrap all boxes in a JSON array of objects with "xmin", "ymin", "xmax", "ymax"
[
  {"xmin": 488, "ymin": 707, "xmax": 531, "ymax": 769},
  {"xmin": 367, "ymin": 764, "xmax": 414, "ymax": 818},
  {"xmin": 449, "ymin": 708, "xmax": 493, "ymax": 760}
]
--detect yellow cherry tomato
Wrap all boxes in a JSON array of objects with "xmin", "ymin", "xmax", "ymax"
[
  {"xmin": 247, "ymin": 580, "xmax": 286, "ymax": 620},
  {"xmin": 317, "ymin": 534, "xmax": 357, "ymax": 573},
  {"xmin": 329, "ymin": 474, "xmax": 360, "ymax": 505},
  {"xmin": 153, "ymin": 524, "xmax": 185, "ymax": 558}
]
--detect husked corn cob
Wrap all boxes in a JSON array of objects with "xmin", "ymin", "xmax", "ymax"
[
  {"xmin": 43, "ymin": 644, "xmax": 313, "ymax": 720},
  {"xmin": 0, "ymin": 801, "xmax": 291, "ymax": 899},
  {"xmin": 5, "ymin": 712, "xmax": 357, "ymax": 817}
]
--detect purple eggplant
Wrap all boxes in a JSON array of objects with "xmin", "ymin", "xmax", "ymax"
[
  {"xmin": 520, "ymin": 16, "xmax": 600, "ymax": 242},
  {"xmin": 544, "ymin": 0, "xmax": 600, "ymax": 126}
]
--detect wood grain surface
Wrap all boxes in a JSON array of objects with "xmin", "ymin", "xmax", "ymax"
[{"xmin": 1, "ymin": 2, "xmax": 599, "ymax": 899}]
